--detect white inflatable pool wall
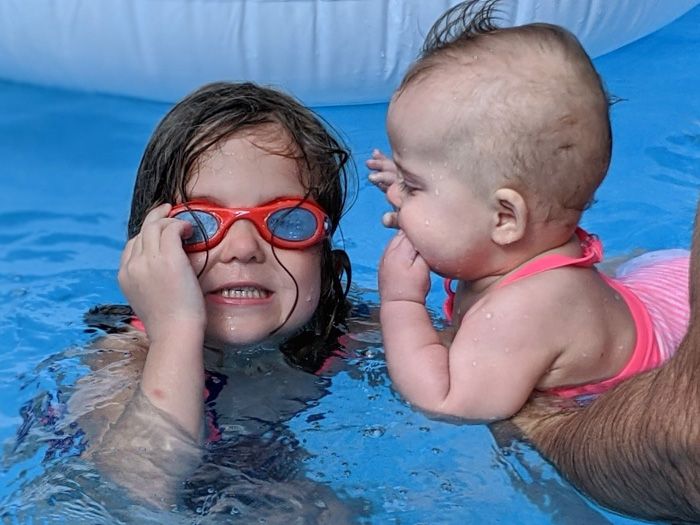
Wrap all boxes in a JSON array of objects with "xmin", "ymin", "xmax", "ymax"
[{"xmin": 0, "ymin": 0, "xmax": 698, "ymax": 106}]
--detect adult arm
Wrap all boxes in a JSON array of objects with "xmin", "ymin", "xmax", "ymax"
[{"xmin": 513, "ymin": 206, "xmax": 700, "ymax": 523}]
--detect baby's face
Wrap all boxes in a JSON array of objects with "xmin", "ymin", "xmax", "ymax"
[
  {"xmin": 386, "ymin": 80, "xmax": 495, "ymax": 280},
  {"xmin": 182, "ymin": 127, "xmax": 323, "ymax": 348}
]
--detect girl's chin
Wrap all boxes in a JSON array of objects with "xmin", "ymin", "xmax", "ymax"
[{"xmin": 204, "ymin": 324, "xmax": 296, "ymax": 350}]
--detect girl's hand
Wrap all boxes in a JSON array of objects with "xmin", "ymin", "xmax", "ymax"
[
  {"xmin": 379, "ymin": 230, "xmax": 431, "ymax": 304},
  {"xmin": 118, "ymin": 204, "xmax": 206, "ymax": 343},
  {"xmin": 366, "ymin": 149, "xmax": 399, "ymax": 229}
]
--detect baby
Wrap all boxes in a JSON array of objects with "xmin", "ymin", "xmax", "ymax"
[{"xmin": 369, "ymin": 2, "xmax": 690, "ymax": 421}]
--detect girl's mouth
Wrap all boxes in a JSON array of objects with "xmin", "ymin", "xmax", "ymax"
[{"xmin": 217, "ymin": 286, "xmax": 271, "ymax": 299}]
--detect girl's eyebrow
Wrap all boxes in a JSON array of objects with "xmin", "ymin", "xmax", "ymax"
[{"xmin": 183, "ymin": 194, "xmax": 224, "ymax": 205}]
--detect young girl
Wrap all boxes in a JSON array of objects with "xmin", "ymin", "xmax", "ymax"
[
  {"xmin": 367, "ymin": 5, "xmax": 690, "ymax": 422},
  {"xmin": 68, "ymin": 81, "xmax": 357, "ymax": 516}
]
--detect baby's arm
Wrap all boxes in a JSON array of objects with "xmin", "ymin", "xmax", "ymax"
[
  {"xmin": 116, "ymin": 203, "xmax": 206, "ymax": 440},
  {"xmin": 380, "ymin": 233, "xmax": 556, "ymax": 420},
  {"xmin": 379, "ymin": 231, "xmax": 447, "ymax": 404}
]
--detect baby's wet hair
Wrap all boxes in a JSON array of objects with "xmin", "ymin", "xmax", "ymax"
[
  {"xmin": 128, "ymin": 81, "xmax": 355, "ymax": 372},
  {"xmin": 399, "ymin": 0, "xmax": 613, "ymax": 225}
]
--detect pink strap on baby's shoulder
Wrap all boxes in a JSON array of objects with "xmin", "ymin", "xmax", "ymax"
[{"xmin": 496, "ymin": 228, "xmax": 603, "ymax": 289}]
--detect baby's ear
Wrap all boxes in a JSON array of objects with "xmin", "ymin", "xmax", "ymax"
[{"xmin": 491, "ymin": 188, "xmax": 527, "ymax": 246}]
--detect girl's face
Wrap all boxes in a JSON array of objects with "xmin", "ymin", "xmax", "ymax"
[{"xmin": 183, "ymin": 127, "xmax": 322, "ymax": 348}]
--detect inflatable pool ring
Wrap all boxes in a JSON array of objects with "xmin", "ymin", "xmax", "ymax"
[{"xmin": 0, "ymin": 0, "xmax": 698, "ymax": 105}]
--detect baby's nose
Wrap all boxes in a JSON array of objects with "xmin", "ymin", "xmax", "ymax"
[{"xmin": 386, "ymin": 182, "xmax": 402, "ymax": 208}]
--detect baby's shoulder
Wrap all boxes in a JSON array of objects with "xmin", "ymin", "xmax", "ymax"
[{"xmin": 467, "ymin": 267, "xmax": 605, "ymax": 329}]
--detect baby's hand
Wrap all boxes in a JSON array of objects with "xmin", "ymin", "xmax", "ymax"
[
  {"xmin": 118, "ymin": 204, "xmax": 206, "ymax": 343},
  {"xmin": 379, "ymin": 230, "xmax": 431, "ymax": 304},
  {"xmin": 366, "ymin": 149, "xmax": 397, "ymax": 192},
  {"xmin": 366, "ymin": 149, "xmax": 399, "ymax": 229}
]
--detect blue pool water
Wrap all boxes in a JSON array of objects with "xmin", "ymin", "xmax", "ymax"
[{"xmin": 1, "ymin": 5, "xmax": 699, "ymax": 524}]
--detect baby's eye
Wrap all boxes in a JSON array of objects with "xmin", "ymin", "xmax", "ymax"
[{"xmin": 398, "ymin": 179, "xmax": 418, "ymax": 195}]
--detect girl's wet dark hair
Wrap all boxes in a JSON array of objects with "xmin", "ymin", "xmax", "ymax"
[{"xmin": 125, "ymin": 81, "xmax": 355, "ymax": 372}]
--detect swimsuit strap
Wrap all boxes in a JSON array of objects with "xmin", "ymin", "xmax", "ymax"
[
  {"xmin": 442, "ymin": 228, "xmax": 601, "ymax": 322},
  {"xmin": 495, "ymin": 228, "xmax": 603, "ymax": 289},
  {"xmin": 443, "ymin": 278, "xmax": 456, "ymax": 321}
]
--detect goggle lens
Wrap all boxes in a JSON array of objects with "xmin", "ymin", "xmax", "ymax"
[
  {"xmin": 176, "ymin": 210, "xmax": 221, "ymax": 246},
  {"xmin": 267, "ymin": 208, "xmax": 320, "ymax": 242}
]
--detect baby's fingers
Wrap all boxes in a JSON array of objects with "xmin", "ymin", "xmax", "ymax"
[
  {"xmin": 382, "ymin": 211, "xmax": 399, "ymax": 229},
  {"xmin": 386, "ymin": 230, "xmax": 418, "ymax": 262},
  {"xmin": 367, "ymin": 149, "xmax": 397, "ymax": 192}
]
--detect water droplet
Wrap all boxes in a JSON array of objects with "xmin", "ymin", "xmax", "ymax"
[
  {"xmin": 472, "ymin": 361, "xmax": 477, "ymax": 367},
  {"xmin": 424, "ymin": 219, "xmax": 430, "ymax": 226},
  {"xmin": 435, "ymin": 188, "xmax": 440, "ymax": 196},
  {"xmin": 485, "ymin": 312, "xmax": 493, "ymax": 319},
  {"xmin": 441, "ymin": 481, "xmax": 454, "ymax": 492},
  {"xmin": 362, "ymin": 425, "xmax": 386, "ymax": 438}
]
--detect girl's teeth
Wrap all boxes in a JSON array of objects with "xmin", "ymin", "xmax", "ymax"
[{"xmin": 220, "ymin": 287, "xmax": 268, "ymax": 299}]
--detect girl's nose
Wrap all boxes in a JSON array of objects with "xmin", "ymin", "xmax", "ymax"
[{"xmin": 217, "ymin": 219, "xmax": 266, "ymax": 263}]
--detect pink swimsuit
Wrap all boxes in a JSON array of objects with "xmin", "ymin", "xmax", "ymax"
[{"xmin": 443, "ymin": 229, "xmax": 690, "ymax": 398}]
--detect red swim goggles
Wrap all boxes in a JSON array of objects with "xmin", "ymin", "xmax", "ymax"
[{"xmin": 169, "ymin": 198, "xmax": 331, "ymax": 252}]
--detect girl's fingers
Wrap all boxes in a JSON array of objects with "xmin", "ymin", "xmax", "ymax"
[
  {"xmin": 120, "ymin": 237, "xmax": 136, "ymax": 267},
  {"xmin": 141, "ymin": 217, "xmax": 189, "ymax": 254},
  {"xmin": 142, "ymin": 203, "xmax": 172, "ymax": 225},
  {"xmin": 160, "ymin": 219, "xmax": 193, "ymax": 253}
]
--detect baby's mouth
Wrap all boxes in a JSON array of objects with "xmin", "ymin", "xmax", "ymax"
[{"xmin": 217, "ymin": 286, "xmax": 271, "ymax": 299}]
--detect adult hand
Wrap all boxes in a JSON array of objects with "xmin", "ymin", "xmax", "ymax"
[
  {"xmin": 118, "ymin": 203, "xmax": 207, "ymax": 343},
  {"xmin": 379, "ymin": 230, "xmax": 431, "ymax": 304},
  {"xmin": 367, "ymin": 148, "xmax": 399, "ymax": 229}
]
